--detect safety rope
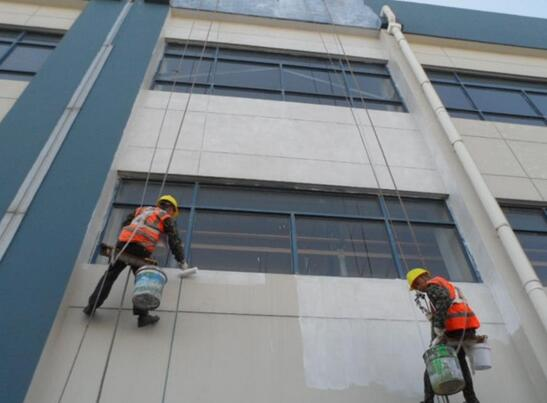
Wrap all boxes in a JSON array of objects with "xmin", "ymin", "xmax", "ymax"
[
  {"xmin": 318, "ymin": 1, "xmax": 435, "ymax": 397},
  {"xmin": 159, "ymin": 2, "xmax": 220, "ymax": 402},
  {"xmin": 57, "ymin": 1, "xmax": 211, "ymax": 401}
]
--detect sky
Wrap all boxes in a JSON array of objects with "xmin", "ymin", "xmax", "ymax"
[{"xmin": 397, "ymin": 0, "xmax": 547, "ymax": 19}]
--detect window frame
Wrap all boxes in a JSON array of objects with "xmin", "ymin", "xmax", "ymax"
[
  {"xmin": 152, "ymin": 42, "xmax": 407, "ymax": 112},
  {"xmin": 501, "ymin": 204, "xmax": 547, "ymax": 285},
  {"xmin": 427, "ymin": 68, "xmax": 547, "ymax": 127},
  {"xmin": 95, "ymin": 180, "xmax": 479, "ymax": 282},
  {"xmin": 0, "ymin": 29, "xmax": 62, "ymax": 80}
]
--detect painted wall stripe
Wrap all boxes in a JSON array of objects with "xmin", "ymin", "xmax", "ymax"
[{"xmin": 0, "ymin": 1, "xmax": 169, "ymax": 402}]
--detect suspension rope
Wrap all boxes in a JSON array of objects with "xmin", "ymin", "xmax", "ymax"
[
  {"xmin": 319, "ymin": 0, "xmax": 431, "ymax": 358},
  {"xmin": 159, "ymin": 2, "xmax": 221, "ymax": 402},
  {"xmin": 57, "ymin": 2, "xmax": 211, "ymax": 401}
]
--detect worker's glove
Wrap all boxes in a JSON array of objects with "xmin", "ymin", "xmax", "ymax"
[
  {"xmin": 179, "ymin": 261, "xmax": 189, "ymax": 270},
  {"xmin": 425, "ymin": 312, "xmax": 433, "ymax": 321}
]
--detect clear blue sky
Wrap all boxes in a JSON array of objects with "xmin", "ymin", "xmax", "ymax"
[{"xmin": 397, "ymin": 0, "xmax": 547, "ymax": 19}]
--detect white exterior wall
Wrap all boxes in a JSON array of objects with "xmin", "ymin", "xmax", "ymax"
[{"xmin": 25, "ymin": 11, "xmax": 547, "ymax": 403}]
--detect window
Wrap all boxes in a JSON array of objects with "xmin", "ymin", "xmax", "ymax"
[
  {"xmin": 95, "ymin": 180, "xmax": 477, "ymax": 282},
  {"xmin": 153, "ymin": 43, "xmax": 406, "ymax": 112},
  {"xmin": 502, "ymin": 205, "xmax": 547, "ymax": 285},
  {"xmin": 427, "ymin": 69, "xmax": 547, "ymax": 127},
  {"xmin": 0, "ymin": 29, "xmax": 62, "ymax": 80}
]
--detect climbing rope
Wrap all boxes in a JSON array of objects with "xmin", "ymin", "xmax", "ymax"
[{"xmin": 57, "ymin": 0, "xmax": 214, "ymax": 400}]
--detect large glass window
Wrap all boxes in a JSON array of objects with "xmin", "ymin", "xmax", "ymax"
[
  {"xmin": 153, "ymin": 43, "xmax": 406, "ymax": 112},
  {"xmin": 96, "ymin": 180, "xmax": 477, "ymax": 282},
  {"xmin": 502, "ymin": 205, "xmax": 547, "ymax": 284},
  {"xmin": 427, "ymin": 69, "xmax": 547, "ymax": 127},
  {"xmin": 0, "ymin": 29, "xmax": 62, "ymax": 80}
]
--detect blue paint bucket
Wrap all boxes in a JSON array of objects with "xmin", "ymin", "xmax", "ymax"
[{"xmin": 132, "ymin": 266, "xmax": 168, "ymax": 311}]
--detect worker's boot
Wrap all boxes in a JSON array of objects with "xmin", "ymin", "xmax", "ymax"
[{"xmin": 138, "ymin": 314, "xmax": 160, "ymax": 328}]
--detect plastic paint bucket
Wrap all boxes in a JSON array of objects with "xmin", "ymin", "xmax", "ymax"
[
  {"xmin": 132, "ymin": 266, "xmax": 168, "ymax": 311},
  {"xmin": 470, "ymin": 342, "xmax": 492, "ymax": 371},
  {"xmin": 423, "ymin": 345, "xmax": 465, "ymax": 395}
]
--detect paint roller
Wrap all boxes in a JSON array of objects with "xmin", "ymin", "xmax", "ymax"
[{"xmin": 178, "ymin": 266, "xmax": 198, "ymax": 278}]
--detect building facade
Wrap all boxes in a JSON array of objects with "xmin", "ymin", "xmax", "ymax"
[{"xmin": 0, "ymin": 1, "xmax": 546, "ymax": 402}]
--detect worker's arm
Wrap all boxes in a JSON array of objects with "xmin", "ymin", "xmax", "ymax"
[
  {"xmin": 163, "ymin": 217, "xmax": 185, "ymax": 263},
  {"xmin": 121, "ymin": 211, "xmax": 135, "ymax": 227},
  {"xmin": 425, "ymin": 284, "xmax": 452, "ymax": 330}
]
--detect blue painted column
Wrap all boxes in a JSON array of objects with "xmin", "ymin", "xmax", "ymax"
[
  {"xmin": 0, "ymin": 1, "xmax": 169, "ymax": 402},
  {"xmin": 0, "ymin": 0, "xmax": 125, "ymax": 220}
]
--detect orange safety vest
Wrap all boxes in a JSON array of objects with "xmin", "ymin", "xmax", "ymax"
[
  {"xmin": 118, "ymin": 207, "xmax": 171, "ymax": 253},
  {"xmin": 427, "ymin": 276, "xmax": 480, "ymax": 332}
]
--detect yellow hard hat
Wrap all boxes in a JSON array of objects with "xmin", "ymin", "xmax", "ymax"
[
  {"xmin": 157, "ymin": 195, "xmax": 179, "ymax": 217},
  {"xmin": 407, "ymin": 267, "xmax": 430, "ymax": 289}
]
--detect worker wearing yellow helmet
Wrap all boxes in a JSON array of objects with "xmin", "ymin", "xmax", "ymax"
[
  {"xmin": 407, "ymin": 268, "xmax": 481, "ymax": 403},
  {"xmin": 84, "ymin": 195, "xmax": 188, "ymax": 327}
]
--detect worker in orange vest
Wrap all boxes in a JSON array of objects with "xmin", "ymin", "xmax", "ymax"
[
  {"xmin": 84, "ymin": 195, "xmax": 188, "ymax": 327},
  {"xmin": 407, "ymin": 267, "xmax": 481, "ymax": 403}
]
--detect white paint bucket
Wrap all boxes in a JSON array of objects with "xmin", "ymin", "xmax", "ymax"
[
  {"xmin": 470, "ymin": 342, "xmax": 492, "ymax": 371},
  {"xmin": 132, "ymin": 265, "xmax": 168, "ymax": 311}
]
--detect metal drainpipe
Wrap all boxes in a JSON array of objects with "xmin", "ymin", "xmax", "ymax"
[{"xmin": 380, "ymin": 5, "xmax": 547, "ymax": 335}]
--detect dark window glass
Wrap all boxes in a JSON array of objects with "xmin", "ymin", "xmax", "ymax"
[
  {"xmin": 219, "ymin": 48, "xmax": 286, "ymax": 64},
  {"xmin": 154, "ymin": 43, "xmax": 405, "ymax": 112},
  {"xmin": 0, "ymin": 45, "xmax": 53, "ymax": 73},
  {"xmin": 448, "ymin": 110, "xmax": 481, "ymax": 120},
  {"xmin": 391, "ymin": 223, "xmax": 474, "ymax": 282},
  {"xmin": 0, "ymin": 29, "xmax": 19, "ymax": 40},
  {"xmin": 428, "ymin": 69, "xmax": 547, "ymax": 127},
  {"xmin": 98, "ymin": 180, "xmax": 475, "ymax": 282},
  {"xmin": 296, "ymin": 217, "xmax": 397, "ymax": 278},
  {"xmin": 458, "ymin": 73, "xmax": 547, "ymax": 92},
  {"xmin": 283, "ymin": 67, "xmax": 346, "ymax": 97},
  {"xmin": 427, "ymin": 70, "xmax": 457, "ymax": 82},
  {"xmin": 212, "ymin": 86, "xmax": 282, "ymax": 100},
  {"xmin": 156, "ymin": 56, "xmax": 212, "ymax": 84},
  {"xmin": 165, "ymin": 43, "xmax": 216, "ymax": 58},
  {"xmin": 483, "ymin": 114, "xmax": 546, "ymax": 126},
  {"xmin": 0, "ymin": 43, "xmax": 10, "ymax": 56},
  {"xmin": 197, "ymin": 186, "xmax": 382, "ymax": 216},
  {"xmin": 347, "ymin": 74, "xmax": 400, "ymax": 101},
  {"xmin": 190, "ymin": 211, "xmax": 292, "ymax": 274},
  {"xmin": 503, "ymin": 206, "xmax": 547, "ymax": 232},
  {"xmin": 515, "ymin": 232, "xmax": 547, "ymax": 285},
  {"xmin": 527, "ymin": 93, "xmax": 547, "ymax": 116},
  {"xmin": 215, "ymin": 60, "xmax": 281, "ymax": 90},
  {"xmin": 466, "ymin": 87, "xmax": 537, "ymax": 116},
  {"xmin": 360, "ymin": 101, "xmax": 406, "ymax": 112},
  {"xmin": 154, "ymin": 82, "xmax": 210, "ymax": 94},
  {"xmin": 22, "ymin": 32, "xmax": 62, "ymax": 44},
  {"xmin": 433, "ymin": 83, "xmax": 474, "ymax": 110},
  {"xmin": 385, "ymin": 197, "xmax": 452, "ymax": 223},
  {"xmin": 346, "ymin": 63, "xmax": 389, "ymax": 75}
]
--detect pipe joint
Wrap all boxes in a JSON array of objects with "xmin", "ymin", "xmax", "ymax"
[{"xmin": 387, "ymin": 23, "xmax": 403, "ymax": 36}]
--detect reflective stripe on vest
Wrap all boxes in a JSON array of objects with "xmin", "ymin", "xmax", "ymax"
[
  {"xmin": 427, "ymin": 276, "xmax": 480, "ymax": 331},
  {"xmin": 118, "ymin": 206, "xmax": 171, "ymax": 253}
]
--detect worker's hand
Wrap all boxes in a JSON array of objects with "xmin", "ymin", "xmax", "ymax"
[
  {"xmin": 179, "ymin": 261, "xmax": 189, "ymax": 270},
  {"xmin": 431, "ymin": 335, "xmax": 445, "ymax": 346},
  {"xmin": 433, "ymin": 327, "xmax": 445, "ymax": 337},
  {"xmin": 425, "ymin": 312, "xmax": 433, "ymax": 321}
]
